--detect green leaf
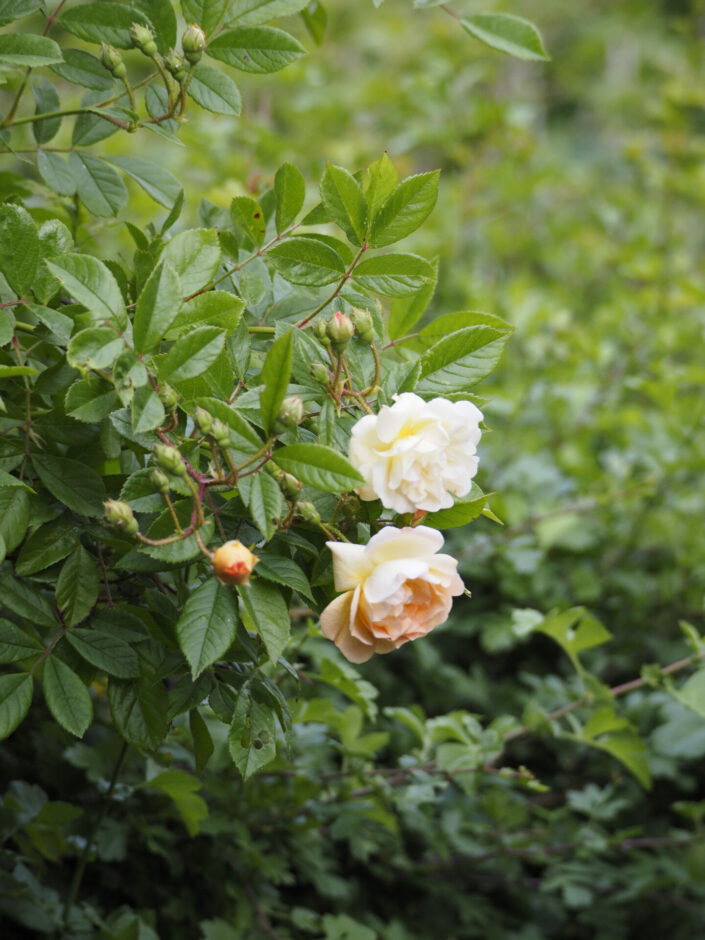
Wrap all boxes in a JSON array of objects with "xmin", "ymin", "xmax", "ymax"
[
  {"xmin": 159, "ymin": 326, "xmax": 226, "ymax": 383},
  {"xmin": 0, "ymin": 619, "xmax": 42, "ymax": 664},
  {"xmin": 255, "ymin": 554, "xmax": 313, "ymax": 601},
  {"xmin": 0, "ymin": 488, "xmax": 30, "ymax": 554},
  {"xmin": 259, "ymin": 330, "xmax": 294, "ymax": 433},
  {"xmin": 60, "ymin": 3, "xmax": 151, "ymax": 49},
  {"xmin": 0, "ymin": 674, "xmax": 33, "ymax": 741},
  {"xmin": 167, "ymin": 291, "xmax": 243, "ymax": 338},
  {"xmin": 238, "ymin": 580, "xmax": 290, "ymax": 663},
  {"xmin": 388, "ymin": 258, "xmax": 438, "ymax": 339},
  {"xmin": 143, "ymin": 769, "xmax": 208, "ymax": 835},
  {"xmin": 274, "ymin": 162, "xmax": 305, "ymax": 234},
  {"xmin": 176, "ymin": 580, "xmax": 238, "ymax": 679},
  {"xmin": 107, "ymin": 156, "xmax": 183, "ymax": 209},
  {"xmin": 227, "ymin": 0, "xmax": 310, "ymax": 27},
  {"xmin": 424, "ymin": 486, "xmax": 488, "ymax": 529},
  {"xmin": 417, "ymin": 325, "xmax": 510, "ymax": 393},
  {"xmin": 274, "ymin": 443, "xmax": 364, "ymax": 493},
  {"xmin": 362, "ymin": 152, "xmax": 398, "ymax": 217},
  {"xmin": 0, "ymin": 204, "xmax": 38, "ymax": 297},
  {"xmin": 56, "ymin": 545, "xmax": 100, "ymax": 626},
  {"xmin": 0, "ymin": 468, "xmax": 32, "ymax": 492},
  {"xmin": 268, "ymin": 237, "xmax": 345, "ymax": 286},
  {"xmin": 32, "ymin": 79, "xmax": 61, "ymax": 145},
  {"xmin": 518, "ymin": 607, "xmax": 612, "ymax": 672},
  {"xmin": 238, "ymin": 472, "xmax": 283, "ymax": 540},
  {"xmin": 42, "ymin": 658, "xmax": 93, "ymax": 738},
  {"xmin": 0, "ymin": 34, "xmax": 63, "ymax": 67},
  {"xmin": 207, "ymin": 26, "xmax": 306, "ymax": 74},
  {"xmin": 0, "ymin": 566, "xmax": 56, "ymax": 629},
  {"xmin": 67, "ymin": 326, "xmax": 124, "ymax": 371},
  {"xmin": 0, "ymin": 365, "xmax": 37, "ymax": 377},
  {"xmin": 133, "ymin": 0, "xmax": 177, "ymax": 53},
  {"xmin": 32, "ymin": 454, "xmax": 107, "ymax": 518},
  {"xmin": 228, "ymin": 686, "xmax": 277, "ymax": 778},
  {"xmin": 161, "ymin": 229, "xmax": 221, "ymax": 296},
  {"xmin": 49, "ymin": 48, "xmax": 115, "ymax": 91},
  {"xmin": 65, "ymin": 373, "xmax": 119, "ymax": 424},
  {"xmin": 352, "ymin": 252, "xmax": 434, "ymax": 297},
  {"xmin": 370, "ymin": 170, "xmax": 439, "ymax": 248},
  {"xmin": 301, "ymin": 0, "xmax": 326, "ymax": 45},
  {"xmin": 461, "ymin": 13, "xmax": 549, "ymax": 61},
  {"xmin": 182, "ymin": 0, "xmax": 229, "ymax": 35},
  {"xmin": 416, "ymin": 309, "xmax": 511, "ymax": 348},
  {"xmin": 133, "ymin": 260, "xmax": 182, "ymax": 354},
  {"xmin": 131, "ymin": 386, "xmax": 166, "ymax": 434},
  {"xmin": 320, "ymin": 163, "xmax": 368, "ymax": 245},
  {"xmin": 188, "ymin": 64, "xmax": 242, "ymax": 116},
  {"xmin": 673, "ymin": 668, "xmax": 705, "ymax": 719},
  {"xmin": 230, "ymin": 196, "xmax": 266, "ymax": 248},
  {"xmin": 16, "ymin": 519, "xmax": 77, "ymax": 576},
  {"xmin": 108, "ymin": 678, "xmax": 169, "ymax": 749},
  {"xmin": 66, "ymin": 628, "xmax": 141, "ymax": 679},
  {"xmin": 185, "ymin": 396, "xmax": 262, "ymax": 449},
  {"xmin": 69, "ymin": 151, "xmax": 128, "ymax": 218},
  {"xmin": 0, "ymin": 0, "xmax": 43, "ymax": 27},
  {"xmin": 189, "ymin": 707, "xmax": 214, "ymax": 774},
  {"xmin": 37, "ymin": 149, "xmax": 77, "ymax": 197}
]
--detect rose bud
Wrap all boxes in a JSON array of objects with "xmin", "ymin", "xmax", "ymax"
[
  {"xmin": 273, "ymin": 469, "xmax": 303, "ymax": 501},
  {"xmin": 153, "ymin": 443, "xmax": 187, "ymax": 478},
  {"xmin": 210, "ymin": 418, "xmax": 231, "ymax": 448},
  {"xmin": 309, "ymin": 362, "xmax": 330, "ymax": 385},
  {"xmin": 150, "ymin": 468, "xmax": 170, "ymax": 494},
  {"xmin": 273, "ymin": 396, "xmax": 304, "ymax": 434},
  {"xmin": 100, "ymin": 43, "xmax": 126, "ymax": 79},
  {"xmin": 164, "ymin": 49, "xmax": 187, "ymax": 82},
  {"xmin": 212, "ymin": 540, "xmax": 258, "ymax": 586},
  {"xmin": 314, "ymin": 319, "xmax": 330, "ymax": 345},
  {"xmin": 326, "ymin": 311, "xmax": 354, "ymax": 353},
  {"xmin": 193, "ymin": 406, "xmax": 213, "ymax": 436},
  {"xmin": 158, "ymin": 383, "xmax": 179, "ymax": 410},
  {"xmin": 182, "ymin": 24, "xmax": 206, "ymax": 64},
  {"xmin": 350, "ymin": 307, "xmax": 375, "ymax": 344},
  {"xmin": 104, "ymin": 499, "xmax": 139, "ymax": 536},
  {"xmin": 129, "ymin": 22, "xmax": 157, "ymax": 58},
  {"xmin": 297, "ymin": 500, "xmax": 321, "ymax": 524}
]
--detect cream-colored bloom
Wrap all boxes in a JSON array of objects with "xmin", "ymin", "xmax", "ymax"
[
  {"xmin": 348, "ymin": 393, "xmax": 483, "ymax": 513},
  {"xmin": 320, "ymin": 526, "xmax": 464, "ymax": 663}
]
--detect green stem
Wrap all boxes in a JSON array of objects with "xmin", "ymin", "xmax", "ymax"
[
  {"xmin": 5, "ymin": 107, "xmax": 129, "ymax": 130},
  {"xmin": 62, "ymin": 740, "xmax": 129, "ymax": 927},
  {"xmin": 296, "ymin": 243, "xmax": 368, "ymax": 328},
  {"xmin": 0, "ymin": 70, "xmax": 31, "ymax": 128}
]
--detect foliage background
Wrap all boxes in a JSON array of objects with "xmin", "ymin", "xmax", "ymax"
[{"xmin": 1, "ymin": 1, "xmax": 705, "ymax": 938}]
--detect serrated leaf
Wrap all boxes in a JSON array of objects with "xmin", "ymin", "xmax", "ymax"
[
  {"xmin": 0, "ymin": 204, "xmax": 38, "ymax": 297},
  {"xmin": 65, "ymin": 373, "xmax": 119, "ymax": 423},
  {"xmin": 37, "ymin": 149, "xmax": 77, "ymax": 197},
  {"xmin": 32, "ymin": 454, "xmax": 107, "ymax": 518},
  {"xmin": 268, "ymin": 237, "xmax": 345, "ymax": 286},
  {"xmin": 42, "ymin": 658, "xmax": 92, "ymax": 737},
  {"xmin": 417, "ymin": 325, "xmax": 510, "ymax": 393},
  {"xmin": 320, "ymin": 163, "xmax": 367, "ymax": 245},
  {"xmin": 69, "ymin": 151, "xmax": 128, "ymax": 218},
  {"xmin": 352, "ymin": 252, "xmax": 434, "ymax": 297},
  {"xmin": 238, "ymin": 472, "xmax": 283, "ymax": 540},
  {"xmin": 182, "ymin": 0, "xmax": 229, "ymax": 34},
  {"xmin": 274, "ymin": 162, "xmax": 305, "ymax": 234},
  {"xmin": 60, "ymin": 3, "xmax": 151, "ymax": 49},
  {"xmin": 388, "ymin": 258, "xmax": 438, "ymax": 339},
  {"xmin": 0, "ymin": 487, "xmax": 29, "ymax": 554},
  {"xmin": 133, "ymin": 260, "xmax": 182, "ymax": 354},
  {"xmin": 131, "ymin": 386, "xmax": 166, "ymax": 433},
  {"xmin": 0, "ymin": 34, "xmax": 63, "ymax": 67},
  {"xmin": 0, "ymin": 674, "xmax": 33, "ymax": 741},
  {"xmin": 362, "ymin": 152, "xmax": 398, "ymax": 217},
  {"xmin": 259, "ymin": 330, "xmax": 293, "ymax": 433},
  {"xmin": 49, "ymin": 48, "xmax": 114, "ymax": 90},
  {"xmin": 207, "ymin": 26, "xmax": 306, "ymax": 74},
  {"xmin": 189, "ymin": 707, "xmax": 214, "ymax": 774},
  {"xmin": 176, "ymin": 580, "xmax": 238, "ymax": 679},
  {"xmin": 108, "ymin": 678, "xmax": 169, "ymax": 749},
  {"xmin": 274, "ymin": 443, "xmax": 364, "ymax": 493},
  {"xmin": 227, "ymin": 0, "xmax": 310, "ymax": 27},
  {"xmin": 228, "ymin": 686, "xmax": 277, "ymax": 778},
  {"xmin": 0, "ymin": 619, "xmax": 42, "ymax": 664},
  {"xmin": 0, "ymin": 0, "xmax": 43, "ymax": 27},
  {"xmin": 16, "ymin": 519, "xmax": 77, "ymax": 576},
  {"xmin": 56, "ymin": 545, "xmax": 99, "ymax": 626},
  {"xmin": 32, "ymin": 79, "xmax": 61, "ymax": 145},
  {"xmin": 133, "ymin": 0, "xmax": 177, "ymax": 53},
  {"xmin": 188, "ymin": 64, "xmax": 242, "ymax": 116},
  {"xmin": 159, "ymin": 326, "xmax": 226, "ymax": 383},
  {"xmin": 143, "ymin": 768, "xmax": 208, "ymax": 835},
  {"xmin": 0, "ymin": 567, "xmax": 56, "ymax": 629},
  {"xmin": 167, "ymin": 291, "xmax": 243, "ymax": 338},
  {"xmin": 255, "ymin": 554, "xmax": 313, "ymax": 601},
  {"xmin": 161, "ymin": 228, "xmax": 221, "ymax": 296},
  {"xmin": 47, "ymin": 252, "xmax": 126, "ymax": 328},
  {"xmin": 67, "ymin": 326, "xmax": 124, "ymax": 371},
  {"xmin": 231, "ymin": 196, "xmax": 266, "ymax": 248},
  {"xmin": 238, "ymin": 580, "xmax": 290, "ymax": 663},
  {"xmin": 370, "ymin": 170, "xmax": 439, "ymax": 248},
  {"xmin": 66, "ymin": 628, "xmax": 140, "ymax": 679},
  {"xmin": 107, "ymin": 156, "xmax": 183, "ymax": 209},
  {"xmin": 461, "ymin": 13, "xmax": 549, "ymax": 61},
  {"xmin": 424, "ymin": 486, "xmax": 488, "ymax": 529}
]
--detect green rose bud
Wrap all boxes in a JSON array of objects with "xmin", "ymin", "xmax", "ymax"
[
  {"xmin": 341, "ymin": 494, "xmax": 361, "ymax": 519},
  {"xmin": 310, "ymin": 362, "xmax": 330, "ymax": 385},
  {"xmin": 158, "ymin": 383, "xmax": 178, "ymax": 411},
  {"xmin": 326, "ymin": 311, "xmax": 354, "ymax": 353},
  {"xmin": 193, "ymin": 406, "xmax": 214, "ymax": 436},
  {"xmin": 104, "ymin": 499, "xmax": 139, "ymax": 536},
  {"xmin": 182, "ymin": 23, "xmax": 206, "ymax": 64},
  {"xmin": 314, "ymin": 318, "xmax": 330, "ymax": 345},
  {"xmin": 129, "ymin": 22, "xmax": 157, "ymax": 57},
  {"xmin": 164, "ymin": 49, "xmax": 187, "ymax": 82},
  {"xmin": 350, "ymin": 306, "xmax": 375, "ymax": 344},
  {"xmin": 297, "ymin": 500, "xmax": 321, "ymax": 524},
  {"xmin": 150, "ymin": 468, "xmax": 170, "ymax": 494},
  {"xmin": 273, "ymin": 396, "xmax": 304, "ymax": 434},
  {"xmin": 210, "ymin": 418, "xmax": 231, "ymax": 448},
  {"xmin": 100, "ymin": 43, "xmax": 126, "ymax": 79},
  {"xmin": 274, "ymin": 470, "xmax": 303, "ymax": 501},
  {"xmin": 154, "ymin": 443, "xmax": 187, "ymax": 478}
]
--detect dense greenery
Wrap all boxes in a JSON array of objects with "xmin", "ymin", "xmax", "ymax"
[{"xmin": 1, "ymin": 1, "xmax": 704, "ymax": 938}]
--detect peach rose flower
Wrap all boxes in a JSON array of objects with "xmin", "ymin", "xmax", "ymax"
[
  {"xmin": 348, "ymin": 392, "xmax": 483, "ymax": 514},
  {"xmin": 320, "ymin": 526, "xmax": 464, "ymax": 663}
]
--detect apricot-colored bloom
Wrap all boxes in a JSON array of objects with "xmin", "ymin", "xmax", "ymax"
[
  {"xmin": 348, "ymin": 392, "xmax": 483, "ymax": 513},
  {"xmin": 320, "ymin": 526, "xmax": 464, "ymax": 663},
  {"xmin": 212, "ymin": 540, "xmax": 258, "ymax": 585}
]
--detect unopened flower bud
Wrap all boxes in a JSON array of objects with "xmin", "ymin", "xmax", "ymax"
[
  {"xmin": 100, "ymin": 43, "xmax": 126, "ymax": 79},
  {"xmin": 182, "ymin": 24, "xmax": 206, "ymax": 64},
  {"xmin": 273, "ymin": 396, "xmax": 304, "ymax": 434},
  {"xmin": 193, "ymin": 406, "xmax": 213, "ymax": 436},
  {"xmin": 350, "ymin": 307, "xmax": 375, "ymax": 344},
  {"xmin": 212, "ymin": 540, "xmax": 258, "ymax": 586},
  {"xmin": 314, "ymin": 319, "xmax": 330, "ymax": 345},
  {"xmin": 341, "ymin": 495, "xmax": 361, "ymax": 519},
  {"xmin": 130, "ymin": 22, "xmax": 157, "ymax": 57},
  {"xmin": 158, "ymin": 383, "xmax": 178, "ymax": 411},
  {"xmin": 210, "ymin": 418, "xmax": 231, "ymax": 448},
  {"xmin": 164, "ymin": 49, "xmax": 187, "ymax": 82},
  {"xmin": 154, "ymin": 443, "xmax": 187, "ymax": 478},
  {"xmin": 297, "ymin": 500, "xmax": 321, "ymax": 524},
  {"xmin": 310, "ymin": 362, "xmax": 330, "ymax": 385},
  {"xmin": 274, "ymin": 469, "xmax": 302, "ymax": 501},
  {"xmin": 150, "ymin": 468, "xmax": 170, "ymax": 494},
  {"xmin": 326, "ymin": 311, "xmax": 354, "ymax": 353},
  {"xmin": 104, "ymin": 499, "xmax": 139, "ymax": 535}
]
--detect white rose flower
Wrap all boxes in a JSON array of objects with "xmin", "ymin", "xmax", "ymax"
[
  {"xmin": 320, "ymin": 526, "xmax": 465, "ymax": 663},
  {"xmin": 348, "ymin": 392, "xmax": 483, "ymax": 513}
]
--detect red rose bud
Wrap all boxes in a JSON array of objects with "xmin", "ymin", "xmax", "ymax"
[
  {"xmin": 154, "ymin": 443, "xmax": 187, "ymax": 478},
  {"xmin": 150, "ymin": 468, "xmax": 170, "ymax": 494},
  {"xmin": 350, "ymin": 307, "xmax": 375, "ymax": 344},
  {"xmin": 273, "ymin": 396, "xmax": 304, "ymax": 434},
  {"xmin": 212, "ymin": 540, "xmax": 258, "ymax": 586},
  {"xmin": 182, "ymin": 24, "xmax": 206, "ymax": 64},
  {"xmin": 164, "ymin": 49, "xmax": 187, "ymax": 82},
  {"xmin": 100, "ymin": 43, "xmax": 126, "ymax": 79},
  {"xmin": 129, "ymin": 22, "xmax": 157, "ymax": 57},
  {"xmin": 326, "ymin": 311, "xmax": 354, "ymax": 353},
  {"xmin": 104, "ymin": 499, "xmax": 139, "ymax": 536}
]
